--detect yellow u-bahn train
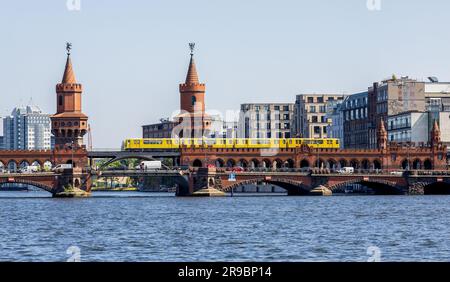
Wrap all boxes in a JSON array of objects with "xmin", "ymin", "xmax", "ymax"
[{"xmin": 122, "ymin": 138, "xmax": 340, "ymax": 150}]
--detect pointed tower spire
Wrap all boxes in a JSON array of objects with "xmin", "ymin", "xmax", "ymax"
[
  {"xmin": 52, "ymin": 42, "xmax": 88, "ymax": 149},
  {"xmin": 431, "ymin": 119, "xmax": 441, "ymax": 145},
  {"xmin": 185, "ymin": 43, "xmax": 199, "ymax": 84},
  {"xmin": 62, "ymin": 42, "xmax": 77, "ymax": 84}
]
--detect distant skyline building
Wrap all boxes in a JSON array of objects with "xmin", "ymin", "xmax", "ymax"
[
  {"xmin": 342, "ymin": 91, "xmax": 369, "ymax": 149},
  {"xmin": 325, "ymin": 99, "xmax": 345, "ymax": 147},
  {"xmin": 2, "ymin": 105, "xmax": 52, "ymax": 150},
  {"xmin": 142, "ymin": 118, "xmax": 176, "ymax": 138},
  {"xmin": 239, "ymin": 103, "xmax": 294, "ymax": 139},
  {"xmin": 368, "ymin": 76, "xmax": 450, "ymax": 149},
  {"xmin": 293, "ymin": 94, "xmax": 346, "ymax": 138}
]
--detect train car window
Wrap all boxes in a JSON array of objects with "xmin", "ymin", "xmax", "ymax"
[{"xmin": 144, "ymin": 139, "xmax": 163, "ymax": 145}]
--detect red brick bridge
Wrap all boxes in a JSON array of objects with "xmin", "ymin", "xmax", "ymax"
[{"xmin": 178, "ymin": 168, "xmax": 450, "ymax": 196}]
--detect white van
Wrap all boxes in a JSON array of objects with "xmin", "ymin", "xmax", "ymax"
[
  {"xmin": 52, "ymin": 164, "xmax": 73, "ymax": 171},
  {"xmin": 138, "ymin": 161, "xmax": 162, "ymax": 170},
  {"xmin": 338, "ymin": 167, "xmax": 354, "ymax": 174}
]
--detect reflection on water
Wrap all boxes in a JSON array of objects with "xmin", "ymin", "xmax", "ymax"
[{"xmin": 1, "ymin": 190, "xmax": 450, "ymax": 262}]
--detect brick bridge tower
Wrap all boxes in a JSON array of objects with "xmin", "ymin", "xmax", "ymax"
[
  {"xmin": 51, "ymin": 43, "xmax": 88, "ymax": 151},
  {"xmin": 377, "ymin": 117, "xmax": 388, "ymax": 150},
  {"xmin": 175, "ymin": 43, "xmax": 211, "ymax": 138}
]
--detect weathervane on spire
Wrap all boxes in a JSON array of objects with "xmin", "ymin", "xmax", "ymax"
[
  {"xmin": 189, "ymin": 42, "xmax": 195, "ymax": 56},
  {"xmin": 66, "ymin": 42, "xmax": 72, "ymax": 56}
]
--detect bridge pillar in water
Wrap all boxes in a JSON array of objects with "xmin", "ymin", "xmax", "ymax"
[
  {"xmin": 53, "ymin": 168, "xmax": 91, "ymax": 198},
  {"xmin": 184, "ymin": 168, "xmax": 225, "ymax": 197}
]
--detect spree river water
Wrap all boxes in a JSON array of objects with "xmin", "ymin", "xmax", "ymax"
[{"xmin": 0, "ymin": 191, "xmax": 450, "ymax": 262}]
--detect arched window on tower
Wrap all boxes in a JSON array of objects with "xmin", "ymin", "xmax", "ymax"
[
  {"xmin": 191, "ymin": 96, "xmax": 196, "ymax": 106},
  {"xmin": 59, "ymin": 95, "xmax": 63, "ymax": 106}
]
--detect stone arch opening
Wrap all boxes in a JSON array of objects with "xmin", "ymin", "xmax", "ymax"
[
  {"xmin": 361, "ymin": 159, "xmax": 370, "ymax": 170},
  {"xmin": 401, "ymin": 159, "xmax": 410, "ymax": 170},
  {"xmin": 349, "ymin": 160, "xmax": 359, "ymax": 169},
  {"xmin": 300, "ymin": 159, "xmax": 310, "ymax": 168},
  {"xmin": 274, "ymin": 159, "xmax": 283, "ymax": 169},
  {"xmin": 315, "ymin": 158, "xmax": 326, "ymax": 168},
  {"xmin": 192, "ymin": 159, "xmax": 203, "ymax": 168},
  {"xmin": 43, "ymin": 161, "xmax": 53, "ymax": 171},
  {"xmin": 238, "ymin": 159, "xmax": 249, "ymax": 168},
  {"xmin": 373, "ymin": 160, "xmax": 382, "ymax": 170},
  {"xmin": 215, "ymin": 159, "xmax": 225, "ymax": 168},
  {"xmin": 285, "ymin": 159, "xmax": 295, "ymax": 169},
  {"xmin": 413, "ymin": 159, "xmax": 422, "ymax": 170},
  {"xmin": 19, "ymin": 160, "xmax": 30, "ymax": 169},
  {"xmin": 226, "ymin": 159, "xmax": 236, "ymax": 168},
  {"xmin": 262, "ymin": 159, "xmax": 271, "ymax": 168},
  {"xmin": 250, "ymin": 159, "xmax": 260, "ymax": 168},
  {"xmin": 7, "ymin": 161, "xmax": 18, "ymax": 172},
  {"xmin": 327, "ymin": 159, "xmax": 337, "ymax": 170},
  {"xmin": 339, "ymin": 159, "xmax": 348, "ymax": 168},
  {"xmin": 424, "ymin": 182, "xmax": 450, "ymax": 195},
  {"xmin": 32, "ymin": 161, "xmax": 42, "ymax": 170},
  {"xmin": 424, "ymin": 159, "xmax": 432, "ymax": 170}
]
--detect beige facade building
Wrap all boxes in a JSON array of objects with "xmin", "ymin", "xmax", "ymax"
[
  {"xmin": 293, "ymin": 94, "xmax": 346, "ymax": 138},
  {"xmin": 239, "ymin": 103, "xmax": 294, "ymax": 138}
]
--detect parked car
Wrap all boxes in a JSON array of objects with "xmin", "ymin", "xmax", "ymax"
[{"xmin": 337, "ymin": 167, "xmax": 354, "ymax": 174}]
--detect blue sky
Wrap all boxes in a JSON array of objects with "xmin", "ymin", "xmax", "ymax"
[{"xmin": 1, "ymin": 0, "xmax": 450, "ymax": 147}]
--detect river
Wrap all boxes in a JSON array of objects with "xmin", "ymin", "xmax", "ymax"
[{"xmin": 0, "ymin": 191, "xmax": 449, "ymax": 261}]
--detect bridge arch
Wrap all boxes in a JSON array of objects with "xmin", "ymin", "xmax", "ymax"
[
  {"xmin": 221, "ymin": 177, "xmax": 310, "ymax": 195},
  {"xmin": 423, "ymin": 182, "xmax": 450, "ymax": 195},
  {"xmin": 98, "ymin": 155, "xmax": 171, "ymax": 171},
  {"xmin": 328, "ymin": 178, "xmax": 403, "ymax": 195},
  {"xmin": 0, "ymin": 178, "xmax": 54, "ymax": 193}
]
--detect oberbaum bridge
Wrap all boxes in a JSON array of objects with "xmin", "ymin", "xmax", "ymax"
[{"xmin": 1, "ymin": 44, "xmax": 450, "ymax": 197}]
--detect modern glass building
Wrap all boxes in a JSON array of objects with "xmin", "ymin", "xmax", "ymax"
[{"xmin": 2, "ymin": 105, "xmax": 52, "ymax": 150}]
